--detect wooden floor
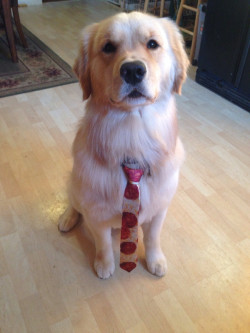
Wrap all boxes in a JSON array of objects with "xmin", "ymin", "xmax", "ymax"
[{"xmin": 0, "ymin": 1, "xmax": 250, "ymax": 332}]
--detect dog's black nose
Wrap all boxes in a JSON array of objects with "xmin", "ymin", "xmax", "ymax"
[{"xmin": 120, "ymin": 61, "xmax": 146, "ymax": 85}]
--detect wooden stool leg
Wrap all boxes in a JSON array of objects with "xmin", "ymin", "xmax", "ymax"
[
  {"xmin": 2, "ymin": 0, "xmax": 18, "ymax": 62},
  {"xmin": 11, "ymin": 0, "xmax": 28, "ymax": 48},
  {"xmin": 144, "ymin": 0, "xmax": 150, "ymax": 12},
  {"xmin": 176, "ymin": 0, "xmax": 185, "ymax": 25},
  {"xmin": 189, "ymin": 0, "xmax": 202, "ymax": 63},
  {"xmin": 160, "ymin": 0, "xmax": 164, "ymax": 17}
]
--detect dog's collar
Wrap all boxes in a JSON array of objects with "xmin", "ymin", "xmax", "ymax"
[{"xmin": 122, "ymin": 157, "xmax": 151, "ymax": 176}]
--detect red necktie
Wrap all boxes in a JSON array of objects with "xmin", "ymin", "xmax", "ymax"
[{"xmin": 120, "ymin": 164, "xmax": 144, "ymax": 272}]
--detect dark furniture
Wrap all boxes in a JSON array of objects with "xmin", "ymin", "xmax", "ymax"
[
  {"xmin": 0, "ymin": 0, "xmax": 27, "ymax": 62},
  {"xmin": 196, "ymin": 0, "xmax": 250, "ymax": 112}
]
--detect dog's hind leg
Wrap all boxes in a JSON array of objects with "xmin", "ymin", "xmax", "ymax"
[{"xmin": 58, "ymin": 206, "xmax": 80, "ymax": 232}]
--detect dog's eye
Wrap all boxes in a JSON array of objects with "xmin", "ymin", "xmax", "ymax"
[
  {"xmin": 102, "ymin": 42, "xmax": 116, "ymax": 54},
  {"xmin": 147, "ymin": 39, "xmax": 159, "ymax": 49}
]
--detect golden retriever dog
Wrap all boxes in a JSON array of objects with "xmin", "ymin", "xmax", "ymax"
[{"xmin": 59, "ymin": 12, "xmax": 189, "ymax": 279}]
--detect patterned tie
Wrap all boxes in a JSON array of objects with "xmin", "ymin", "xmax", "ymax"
[{"xmin": 120, "ymin": 163, "xmax": 144, "ymax": 272}]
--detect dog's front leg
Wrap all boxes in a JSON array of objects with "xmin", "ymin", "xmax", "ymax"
[
  {"xmin": 88, "ymin": 222, "xmax": 115, "ymax": 279},
  {"xmin": 142, "ymin": 209, "xmax": 168, "ymax": 277}
]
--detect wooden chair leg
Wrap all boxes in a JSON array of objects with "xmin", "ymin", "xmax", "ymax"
[
  {"xmin": 2, "ymin": 0, "xmax": 18, "ymax": 62},
  {"xmin": 11, "ymin": 0, "xmax": 28, "ymax": 48}
]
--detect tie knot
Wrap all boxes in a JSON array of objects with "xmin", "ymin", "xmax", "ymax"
[{"xmin": 123, "ymin": 165, "xmax": 144, "ymax": 183}]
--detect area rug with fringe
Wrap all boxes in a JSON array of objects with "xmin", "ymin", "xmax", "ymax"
[{"xmin": 0, "ymin": 26, "xmax": 77, "ymax": 98}]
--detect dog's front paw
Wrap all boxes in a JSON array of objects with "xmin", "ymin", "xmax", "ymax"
[
  {"xmin": 94, "ymin": 252, "xmax": 115, "ymax": 279},
  {"xmin": 146, "ymin": 250, "xmax": 167, "ymax": 277}
]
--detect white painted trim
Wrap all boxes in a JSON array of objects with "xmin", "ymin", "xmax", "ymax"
[{"xmin": 19, "ymin": 0, "xmax": 42, "ymax": 5}]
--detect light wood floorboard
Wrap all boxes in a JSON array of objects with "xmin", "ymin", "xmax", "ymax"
[{"xmin": 0, "ymin": 1, "xmax": 249, "ymax": 332}]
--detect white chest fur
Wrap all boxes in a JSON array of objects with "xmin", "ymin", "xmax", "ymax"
[{"xmin": 70, "ymin": 96, "xmax": 184, "ymax": 225}]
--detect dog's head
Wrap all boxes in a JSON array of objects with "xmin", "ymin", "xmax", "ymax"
[{"xmin": 74, "ymin": 12, "xmax": 189, "ymax": 109}]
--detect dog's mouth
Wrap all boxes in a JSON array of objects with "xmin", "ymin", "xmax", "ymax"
[
  {"xmin": 110, "ymin": 89, "xmax": 146, "ymax": 105},
  {"xmin": 110, "ymin": 86, "xmax": 156, "ymax": 107},
  {"xmin": 128, "ymin": 89, "xmax": 144, "ymax": 99}
]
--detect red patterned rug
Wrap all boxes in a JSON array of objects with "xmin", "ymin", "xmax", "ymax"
[{"xmin": 0, "ymin": 25, "xmax": 77, "ymax": 98}]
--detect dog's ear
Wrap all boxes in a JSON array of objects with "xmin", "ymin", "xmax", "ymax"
[
  {"xmin": 73, "ymin": 23, "xmax": 98, "ymax": 100},
  {"xmin": 161, "ymin": 18, "xmax": 189, "ymax": 94}
]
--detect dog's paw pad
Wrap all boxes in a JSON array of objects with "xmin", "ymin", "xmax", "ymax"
[
  {"xmin": 94, "ymin": 258, "xmax": 115, "ymax": 279},
  {"xmin": 147, "ymin": 253, "xmax": 167, "ymax": 277}
]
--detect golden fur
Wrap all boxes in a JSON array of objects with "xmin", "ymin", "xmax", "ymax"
[{"xmin": 59, "ymin": 12, "xmax": 189, "ymax": 279}]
